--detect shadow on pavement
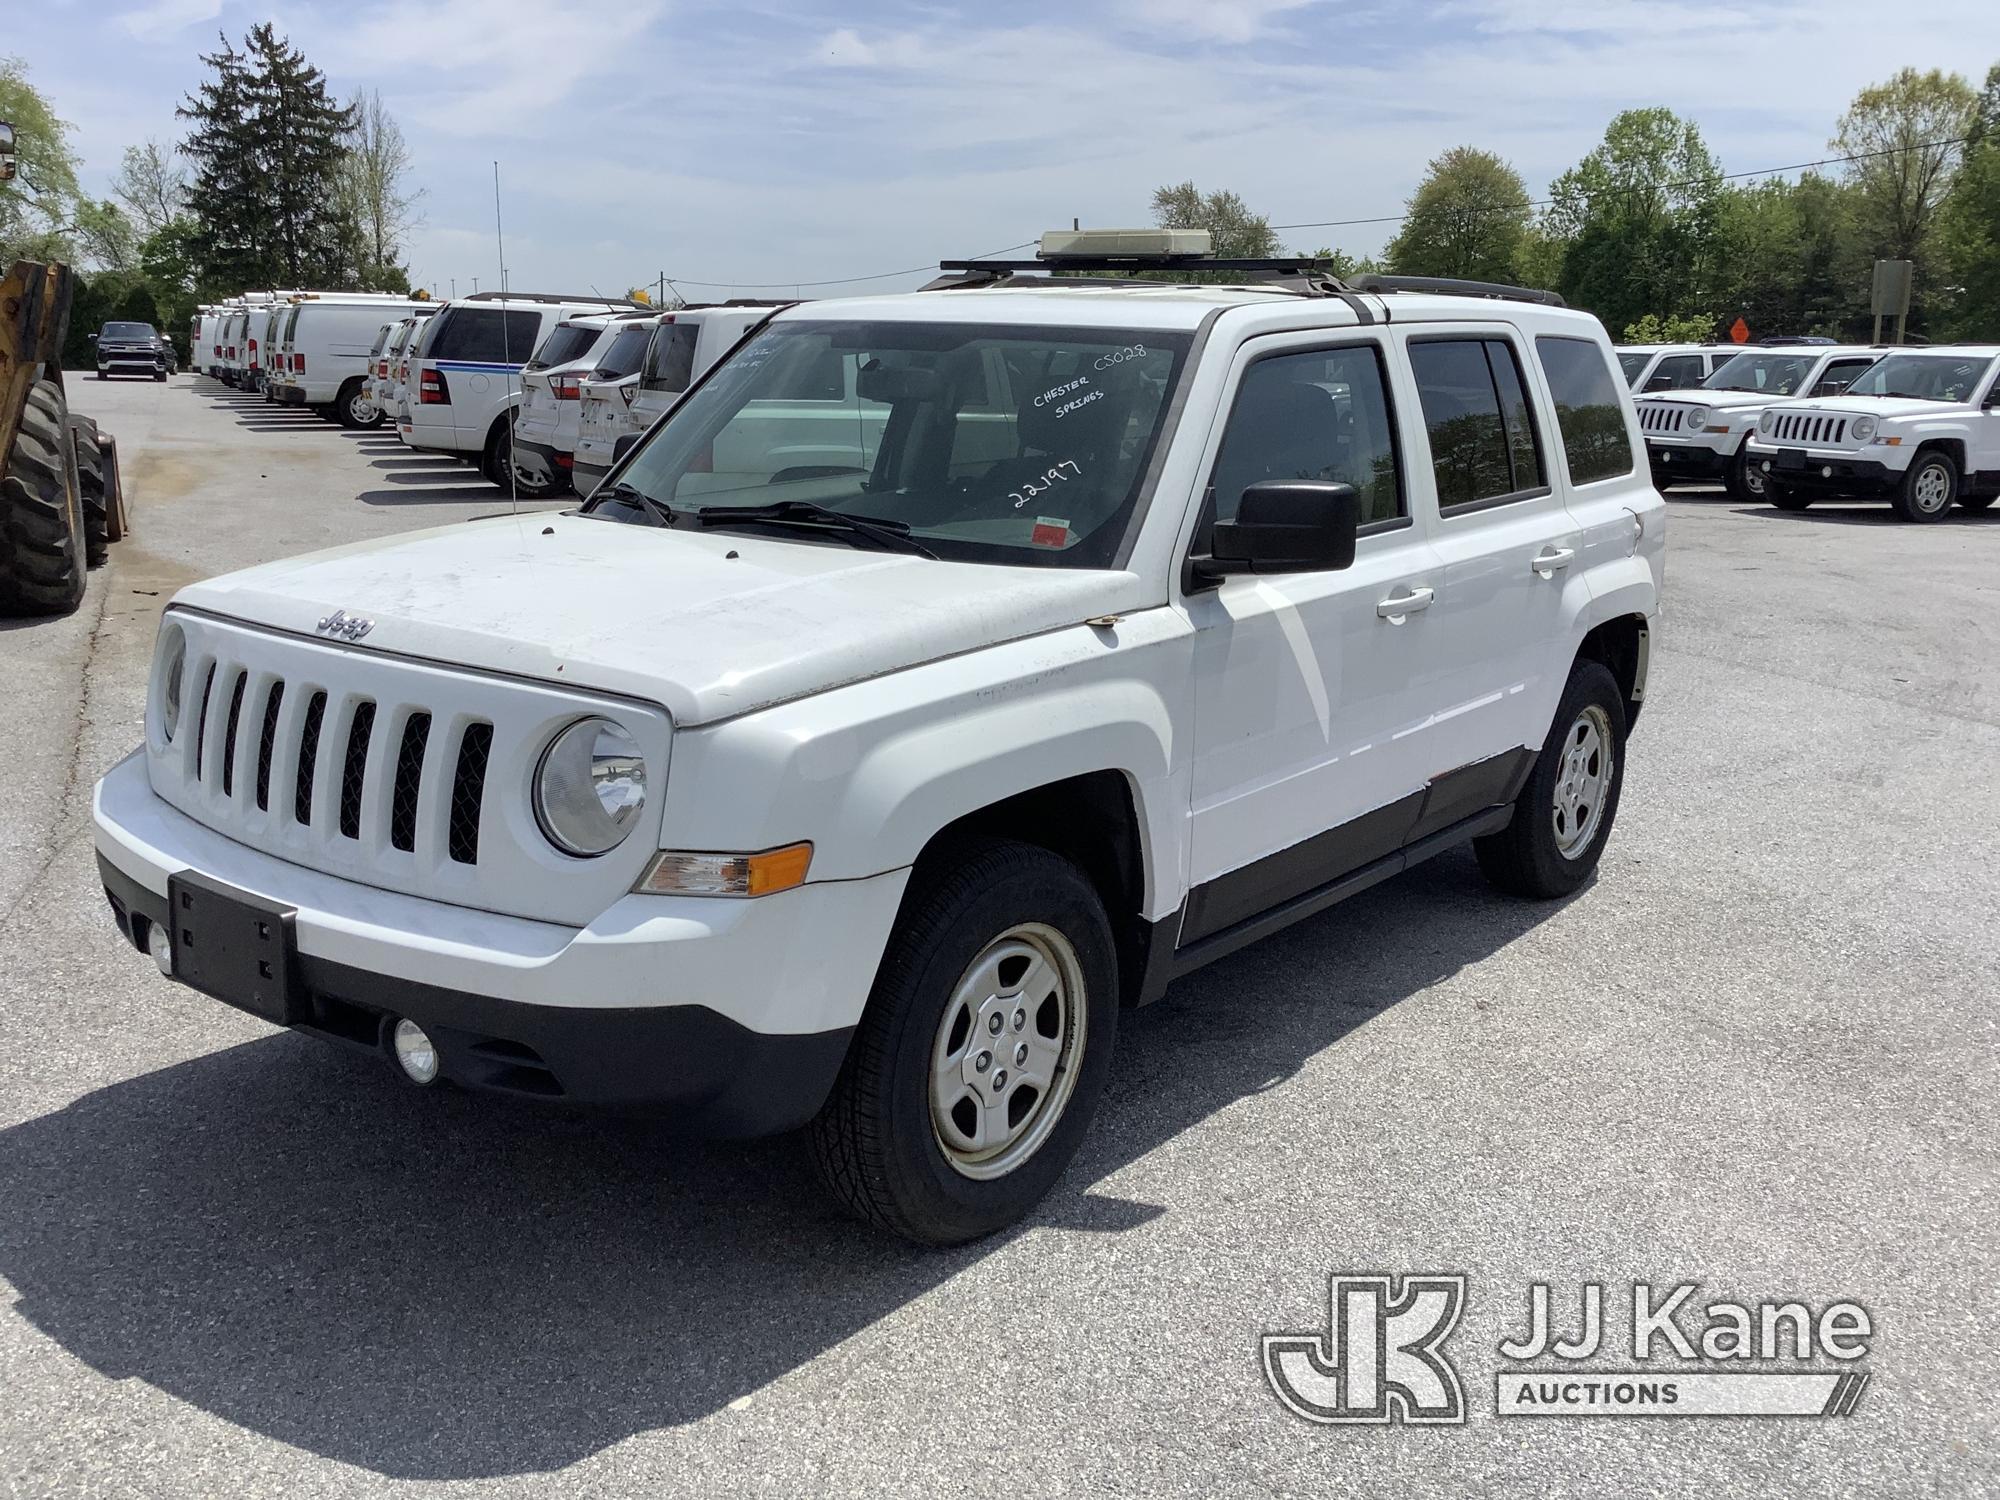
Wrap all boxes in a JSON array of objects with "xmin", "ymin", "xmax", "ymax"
[
  {"xmin": 1735, "ymin": 502, "xmax": 1998, "ymax": 527},
  {"xmin": 0, "ymin": 849, "xmax": 1564, "ymax": 1479}
]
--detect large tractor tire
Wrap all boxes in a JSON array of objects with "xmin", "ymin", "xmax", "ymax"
[
  {"xmin": 0, "ymin": 379, "xmax": 87, "ymax": 617},
  {"xmin": 70, "ymin": 414, "xmax": 109, "ymax": 567}
]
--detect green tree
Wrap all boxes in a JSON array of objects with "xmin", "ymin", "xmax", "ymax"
[
  {"xmin": 1302, "ymin": 245, "xmax": 1380, "ymax": 278},
  {"xmin": 1543, "ymin": 108, "xmax": 1725, "ymax": 333},
  {"xmin": 0, "ymin": 55, "xmax": 83, "ymax": 263},
  {"xmin": 1150, "ymin": 182, "xmax": 1280, "ymax": 257},
  {"xmin": 1832, "ymin": 67, "xmax": 1979, "ymax": 265},
  {"xmin": 112, "ymin": 140, "xmax": 189, "ymax": 237},
  {"xmin": 1939, "ymin": 63, "xmax": 2000, "ymax": 339},
  {"xmin": 1384, "ymin": 147, "xmax": 1532, "ymax": 282},
  {"xmin": 334, "ymin": 89, "xmax": 421, "ymax": 288},
  {"xmin": 1622, "ymin": 311, "xmax": 1717, "ymax": 343},
  {"xmin": 1712, "ymin": 174, "xmax": 1869, "ymax": 339}
]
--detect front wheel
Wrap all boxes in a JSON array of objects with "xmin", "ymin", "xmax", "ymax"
[
  {"xmin": 1893, "ymin": 450, "xmax": 1958, "ymax": 522},
  {"xmin": 482, "ymin": 422, "xmax": 558, "ymax": 498},
  {"xmin": 1476, "ymin": 660, "xmax": 1628, "ymax": 899},
  {"xmin": 809, "ymin": 839, "xmax": 1118, "ymax": 1244},
  {"xmin": 1724, "ymin": 446, "xmax": 1766, "ymax": 503},
  {"xmin": 1765, "ymin": 478, "xmax": 1811, "ymax": 512}
]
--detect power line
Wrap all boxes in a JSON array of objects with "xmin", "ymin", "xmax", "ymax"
[
  {"xmin": 1271, "ymin": 135, "xmax": 1973, "ymax": 233},
  {"xmin": 655, "ymin": 135, "xmax": 1974, "ymax": 287}
]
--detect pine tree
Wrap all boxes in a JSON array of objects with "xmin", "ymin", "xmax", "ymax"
[{"xmin": 177, "ymin": 25, "xmax": 358, "ymax": 289}]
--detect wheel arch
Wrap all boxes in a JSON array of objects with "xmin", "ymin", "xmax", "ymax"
[{"xmin": 1575, "ymin": 612, "xmax": 1650, "ymax": 730}]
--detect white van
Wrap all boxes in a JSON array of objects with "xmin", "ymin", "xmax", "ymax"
[
  {"xmin": 371, "ymin": 315, "xmax": 431, "ymax": 414},
  {"xmin": 190, "ymin": 310, "xmax": 214, "ymax": 377},
  {"xmin": 272, "ymin": 294, "xmax": 435, "ymax": 428},
  {"xmin": 511, "ymin": 312, "xmax": 654, "ymax": 493},
  {"xmin": 404, "ymin": 293, "xmax": 640, "ymax": 482},
  {"xmin": 571, "ymin": 306, "xmax": 777, "ymax": 493}
]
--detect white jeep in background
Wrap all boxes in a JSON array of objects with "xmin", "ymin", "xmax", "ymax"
[
  {"xmin": 93, "ymin": 234, "xmax": 1662, "ymax": 1244},
  {"xmin": 1635, "ymin": 343, "xmax": 1884, "ymax": 501},
  {"xmin": 1616, "ymin": 343, "xmax": 1741, "ymax": 393},
  {"xmin": 1744, "ymin": 346, "xmax": 2000, "ymax": 521}
]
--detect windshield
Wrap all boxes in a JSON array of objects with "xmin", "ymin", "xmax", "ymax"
[
  {"xmin": 1844, "ymin": 353, "xmax": 1996, "ymax": 402},
  {"xmin": 1703, "ymin": 352, "xmax": 1817, "ymax": 395},
  {"xmin": 1617, "ymin": 351, "xmax": 1651, "ymax": 384},
  {"xmin": 102, "ymin": 322, "xmax": 156, "ymax": 340},
  {"xmin": 600, "ymin": 319, "xmax": 1194, "ymax": 569},
  {"xmin": 527, "ymin": 322, "xmax": 603, "ymax": 371}
]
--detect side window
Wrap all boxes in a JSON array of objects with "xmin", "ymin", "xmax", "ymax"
[
  {"xmin": 1208, "ymin": 344, "xmax": 1404, "ymax": 529},
  {"xmin": 429, "ymin": 309, "xmax": 542, "ymax": 363},
  {"xmin": 1647, "ymin": 354, "xmax": 1704, "ymax": 390},
  {"xmin": 1812, "ymin": 359, "xmax": 1872, "ymax": 397},
  {"xmin": 1408, "ymin": 338, "xmax": 1545, "ymax": 512},
  {"xmin": 1534, "ymin": 336, "xmax": 1636, "ymax": 486}
]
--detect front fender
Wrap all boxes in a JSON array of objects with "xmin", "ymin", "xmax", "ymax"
[{"xmin": 658, "ymin": 611, "xmax": 1193, "ymax": 919}]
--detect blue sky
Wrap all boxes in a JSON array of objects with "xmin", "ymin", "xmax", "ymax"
[{"xmin": 15, "ymin": 0, "xmax": 2000, "ymax": 298}]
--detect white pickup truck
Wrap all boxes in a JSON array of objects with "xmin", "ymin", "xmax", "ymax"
[
  {"xmin": 1744, "ymin": 346, "xmax": 2000, "ymax": 520},
  {"xmin": 93, "ymin": 235, "xmax": 1663, "ymax": 1244}
]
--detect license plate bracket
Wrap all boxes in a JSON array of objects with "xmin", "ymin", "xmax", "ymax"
[
  {"xmin": 1775, "ymin": 448, "xmax": 1808, "ymax": 471},
  {"xmin": 166, "ymin": 870, "xmax": 301, "ymax": 1025}
]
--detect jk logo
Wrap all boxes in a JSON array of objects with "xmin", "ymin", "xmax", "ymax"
[{"xmin": 1262, "ymin": 1273, "xmax": 1467, "ymax": 1425}]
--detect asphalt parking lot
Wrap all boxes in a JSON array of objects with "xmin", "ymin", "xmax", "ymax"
[{"xmin": 1, "ymin": 374, "xmax": 1994, "ymax": 1498}]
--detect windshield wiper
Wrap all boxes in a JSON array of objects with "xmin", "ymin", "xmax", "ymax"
[
  {"xmin": 591, "ymin": 480, "xmax": 684, "ymax": 528},
  {"xmin": 695, "ymin": 501, "xmax": 939, "ymax": 559}
]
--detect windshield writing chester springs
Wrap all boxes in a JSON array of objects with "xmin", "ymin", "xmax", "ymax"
[{"xmin": 597, "ymin": 321, "xmax": 1191, "ymax": 568}]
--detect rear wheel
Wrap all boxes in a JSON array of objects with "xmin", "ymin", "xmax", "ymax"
[
  {"xmin": 1476, "ymin": 660, "xmax": 1627, "ymax": 899},
  {"xmin": 0, "ymin": 379, "xmax": 88, "ymax": 617},
  {"xmin": 810, "ymin": 839, "xmax": 1118, "ymax": 1244},
  {"xmin": 482, "ymin": 420, "xmax": 558, "ymax": 498},
  {"xmin": 1893, "ymin": 450, "xmax": 1958, "ymax": 522},
  {"xmin": 336, "ymin": 377, "xmax": 383, "ymax": 430}
]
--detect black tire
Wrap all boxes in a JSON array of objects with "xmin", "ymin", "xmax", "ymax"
[
  {"xmin": 1475, "ymin": 660, "xmax": 1628, "ymax": 900},
  {"xmin": 0, "ymin": 379, "xmax": 87, "ymax": 617},
  {"xmin": 1724, "ymin": 446, "xmax": 1765, "ymax": 504},
  {"xmin": 809, "ymin": 839, "xmax": 1119, "ymax": 1245},
  {"xmin": 1892, "ymin": 449, "xmax": 1958, "ymax": 523},
  {"xmin": 1765, "ymin": 478, "xmax": 1811, "ymax": 512},
  {"xmin": 70, "ymin": 415, "xmax": 108, "ymax": 568},
  {"xmin": 154, "ymin": 370, "xmax": 168, "ymax": 382},
  {"xmin": 335, "ymin": 377, "xmax": 384, "ymax": 430},
  {"xmin": 1956, "ymin": 494, "xmax": 1995, "ymax": 513},
  {"xmin": 95, "ymin": 370, "xmax": 108, "ymax": 381},
  {"xmin": 482, "ymin": 420, "xmax": 558, "ymax": 497}
]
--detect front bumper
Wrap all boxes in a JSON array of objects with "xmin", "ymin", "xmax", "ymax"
[
  {"xmin": 1645, "ymin": 439, "xmax": 1732, "ymax": 481},
  {"xmin": 1745, "ymin": 445, "xmax": 1897, "ymax": 494},
  {"xmin": 92, "ymin": 753, "xmax": 904, "ymax": 1131}
]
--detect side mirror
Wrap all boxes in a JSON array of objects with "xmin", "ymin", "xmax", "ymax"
[
  {"xmin": 1644, "ymin": 374, "xmax": 1675, "ymax": 391},
  {"xmin": 1196, "ymin": 481, "xmax": 1361, "ymax": 581},
  {"xmin": 86, "ymin": 332, "xmax": 98, "ymax": 342}
]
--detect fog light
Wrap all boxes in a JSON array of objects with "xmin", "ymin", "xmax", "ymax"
[
  {"xmin": 147, "ymin": 921, "xmax": 173, "ymax": 976},
  {"xmin": 1822, "ymin": 466, "xmax": 1833, "ymax": 479},
  {"xmin": 1760, "ymin": 461, "xmax": 1772, "ymax": 473},
  {"xmin": 392, "ymin": 1018, "xmax": 440, "ymax": 1084}
]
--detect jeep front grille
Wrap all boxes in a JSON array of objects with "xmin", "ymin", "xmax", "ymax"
[
  {"xmin": 1636, "ymin": 402, "xmax": 1702, "ymax": 434},
  {"xmin": 1765, "ymin": 412, "xmax": 1852, "ymax": 446},
  {"xmin": 147, "ymin": 612, "xmax": 672, "ymax": 926}
]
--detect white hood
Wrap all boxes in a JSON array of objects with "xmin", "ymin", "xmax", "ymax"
[
  {"xmin": 1761, "ymin": 394, "xmax": 1964, "ymax": 420},
  {"xmin": 1645, "ymin": 387, "xmax": 1786, "ymax": 411},
  {"xmin": 172, "ymin": 513, "xmax": 1148, "ymax": 725}
]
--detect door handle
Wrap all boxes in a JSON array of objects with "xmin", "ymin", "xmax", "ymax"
[
  {"xmin": 1532, "ymin": 546, "xmax": 1576, "ymax": 577},
  {"xmin": 1376, "ymin": 586, "xmax": 1434, "ymax": 619}
]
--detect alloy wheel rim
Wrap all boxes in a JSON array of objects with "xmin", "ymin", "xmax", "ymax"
[
  {"xmin": 350, "ymin": 393, "xmax": 379, "ymax": 423},
  {"xmin": 1742, "ymin": 462, "xmax": 1765, "ymax": 496},
  {"xmin": 1552, "ymin": 704, "xmax": 1613, "ymax": 860},
  {"xmin": 929, "ymin": 923, "xmax": 1086, "ymax": 1181},
  {"xmin": 1914, "ymin": 464, "xmax": 1950, "ymax": 512}
]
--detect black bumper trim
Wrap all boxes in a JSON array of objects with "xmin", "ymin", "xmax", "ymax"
[
  {"xmin": 99, "ymin": 853, "xmax": 854, "ymax": 1136},
  {"xmin": 1645, "ymin": 442, "xmax": 1731, "ymax": 479},
  {"xmin": 1754, "ymin": 452, "xmax": 1896, "ymax": 493}
]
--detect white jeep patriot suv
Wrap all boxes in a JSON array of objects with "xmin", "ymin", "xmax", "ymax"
[
  {"xmin": 1743, "ymin": 346, "xmax": 2000, "ymax": 520},
  {"xmin": 93, "ymin": 234, "xmax": 1663, "ymax": 1244}
]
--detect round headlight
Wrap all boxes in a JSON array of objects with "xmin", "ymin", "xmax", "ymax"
[
  {"xmin": 534, "ymin": 718, "xmax": 647, "ymax": 857},
  {"xmin": 1850, "ymin": 414, "xmax": 1878, "ymax": 443},
  {"xmin": 158, "ymin": 625, "xmax": 187, "ymax": 744},
  {"xmin": 1680, "ymin": 405, "xmax": 1710, "ymax": 431}
]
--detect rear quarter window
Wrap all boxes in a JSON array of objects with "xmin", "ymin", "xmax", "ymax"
[
  {"xmin": 1535, "ymin": 336, "xmax": 1635, "ymax": 486},
  {"xmin": 428, "ymin": 308, "xmax": 543, "ymax": 364}
]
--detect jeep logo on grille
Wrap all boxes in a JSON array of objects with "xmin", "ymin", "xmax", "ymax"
[{"xmin": 316, "ymin": 608, "xmax": 374, "ymax": 641}]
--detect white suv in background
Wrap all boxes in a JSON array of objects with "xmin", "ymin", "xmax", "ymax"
[
  {"xmin": 1636, "ymin": 343, "xmax": 1883, "ymax": 501},
  {"xmin": 1616, "ymin": 343, "xmax": 1742, "ymax": 394},
  {"xmin": 571, "ymin": 306, "xmax": 777, "ymax": 494},
  {"xmin": 93, "ymin": 240, "xmax": 1662, "ymax": 1244},
  {"xmin": 403, "ymin": 293, "xmax": 640, "ymax": 487},
  {"xmin": 1745, "ymin": 346, "xmax": 2000, "ymax": 520},
  {"xmin": 512, "ymin": 313, "xmax": 655, "ymax": 494}
]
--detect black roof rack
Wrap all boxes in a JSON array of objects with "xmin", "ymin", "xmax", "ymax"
[
  {"xmin": 924, "ymin": 257, "xmax": 1564, "ymax": 308},
  {"xmin": 459, "ymin": 291, "xmax": 641, "ymax": 307}
]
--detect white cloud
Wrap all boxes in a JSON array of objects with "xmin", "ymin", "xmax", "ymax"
[{"xmin": 116, "ymin": 0, "xmax": 222, "ymax": 42}]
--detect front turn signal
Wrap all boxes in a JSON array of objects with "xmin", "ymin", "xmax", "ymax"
[{"xmin": 636, "ymin": 842, "xmax": 813, "ymax": 897}]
